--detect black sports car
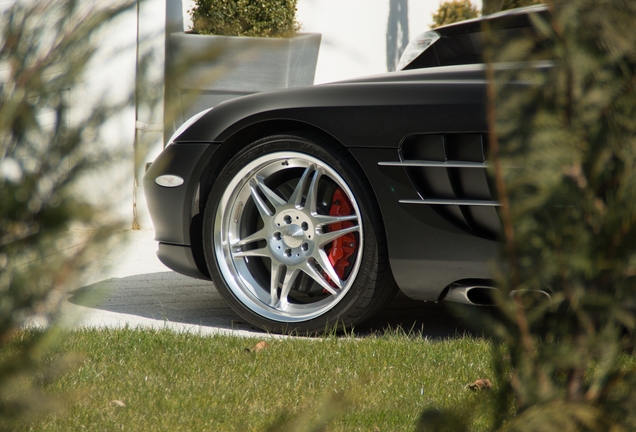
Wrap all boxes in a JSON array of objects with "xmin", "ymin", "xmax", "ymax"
[{"xmin": 144, "ymin": 6, "xmax": 548, "ymax": 333}]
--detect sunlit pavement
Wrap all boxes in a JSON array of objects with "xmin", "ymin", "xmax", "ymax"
[{"xmin": 61, "ymin": 229, "xmax": 473, "ymax": 339}]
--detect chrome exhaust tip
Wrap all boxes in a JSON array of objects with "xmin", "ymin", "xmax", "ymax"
[{"xmin": 443, "ymin": 285, "xmax": 498, "ymax": 306}]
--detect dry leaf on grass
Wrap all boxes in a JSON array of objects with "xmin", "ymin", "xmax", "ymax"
[
  {"xmin": 109, "ymin": 400, "xmax": 126, "ymax": 407},
  {"xmin": 245, "ymin": 341, "xmax": 270, "ymax": 353},
  {"xmin": 465, "ymin": 378, "xmax": 492, "ymax": 391},
  {"xmin": 253, "ymin": 341, "xmax": 269, "ymax": 351}
]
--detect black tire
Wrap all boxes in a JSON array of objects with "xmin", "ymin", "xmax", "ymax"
[{"xmin": 202, "ymin": 133, "xmax": 397, "ymax": 334}]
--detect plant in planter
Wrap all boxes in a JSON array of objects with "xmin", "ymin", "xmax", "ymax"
[
  {"xmin": 166, "ymin": 0, "xmax": 320, "ymax": 131},
  {"xmin": 190, "ymin": 0, "xmax": 300, "ymax": 37}
]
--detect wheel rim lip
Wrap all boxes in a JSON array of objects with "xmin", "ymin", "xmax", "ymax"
[{"xmin": 213, "ymin": 151, "xmax": 364, "ymax": 323}]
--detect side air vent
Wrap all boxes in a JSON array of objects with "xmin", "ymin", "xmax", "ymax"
[{"xmin": 379, "ymin": 133, "xmax": 502, "ymax": 239}]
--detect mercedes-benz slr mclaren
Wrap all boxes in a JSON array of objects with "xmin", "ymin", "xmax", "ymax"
[{"xmin": 144, "ymin": 6, "xmax": 547, "ymax": 333}]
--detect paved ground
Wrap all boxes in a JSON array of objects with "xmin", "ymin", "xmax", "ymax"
[{"xmin": 61, "ymin": 229, "xmax": 474, "ymax": 339}]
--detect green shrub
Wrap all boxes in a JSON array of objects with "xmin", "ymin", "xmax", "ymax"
[
  {"xmin": 190, "ymin": 0, "xmax": 300, "ymax": 37},
  {"xmin": 431, "ymin": 0, "xmax": 479, "ymax": 28},
  {"xmin": 480, "ymin": 0, "xmax": 636, "ymax": 429},
  {"xmin": 420, "ymin": 0, "xmax": 636, "ymax": 429}
]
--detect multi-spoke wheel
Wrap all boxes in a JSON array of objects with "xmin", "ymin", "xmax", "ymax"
[{"xmin": 203, "ymin": 134, "xmax": 396, "ymax": 333}]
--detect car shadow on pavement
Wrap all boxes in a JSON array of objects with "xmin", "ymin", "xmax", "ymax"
[{"xmin": 68, "ymin": 271, "xmax": 475, "ymax": 339}]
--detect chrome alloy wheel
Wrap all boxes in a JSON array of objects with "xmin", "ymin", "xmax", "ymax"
[{"xmin": 213, "ymin": 151, "xmax": 364, "ymax": 323}]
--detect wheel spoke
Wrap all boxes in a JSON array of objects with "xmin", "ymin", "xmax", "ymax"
[
  {"xmin": 302, "ymin": 262, "xmax": 339, "ymax": 295},
  {"xmin": 255, "ymin": 175, "xmax": 286, "ymax": 208},
  {"xmin": 314, "ymin": 214, "xmax": 358, "ymax": 227},
  {"xmin": 316, "ymin": 225, "xmax": 359, "ymax": 248},
  {"xmin": 235, "ymin": 227, "xmax": 268, "ymax": 247},
  {"xmin": 249, "ymin": 180, "xmax": 274, "ymax": 217},
  {"xmin": 233, "ymin": 247, "xmax": 270, "ymax": 259},
  {"xmin": 269, "ymin": 261, "xmax": 284, "ymax": 306},
  {"xmin": 313, "ymin": 250, "xmax": 344, "ymax": 290},
  {"xmin": 288, "ymin": 165, "xmax": 315, "ymax": 208},
  {"xmin": 305, "ymin": 167, "xmax": 323, "ymax": 214},
  {"xmin": 279, "ymin": 267, "xmax": 300, "ymax": 308}
]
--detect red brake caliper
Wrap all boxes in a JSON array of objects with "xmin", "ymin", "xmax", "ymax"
[{"xmin": 324, "ymin": 188, "xmax": 357, "ymax": 289}]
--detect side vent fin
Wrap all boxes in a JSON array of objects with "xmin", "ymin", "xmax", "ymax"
[{"xmin": 379, "ymin": 133, "xmax": 502, "ymax": 239}]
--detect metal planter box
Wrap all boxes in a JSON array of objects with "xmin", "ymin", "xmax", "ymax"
[{"xmin": 168, "ymin": 32, "xmax": 321, "ymax": 122}]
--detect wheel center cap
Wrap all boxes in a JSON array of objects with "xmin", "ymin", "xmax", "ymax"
[{"xmin": 282, "ymin": 224, "xmax": 304, "ymax": 248}]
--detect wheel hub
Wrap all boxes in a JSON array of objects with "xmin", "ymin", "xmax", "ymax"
[
  {"xmin": 282, "ymin": 224, "xmax": 304, "ymax": 248},
  {"xmin": 270, "ymin": 208, "xmax": 315, "ymax": 264}
]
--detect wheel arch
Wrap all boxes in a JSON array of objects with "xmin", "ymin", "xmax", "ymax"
[{"xmin": 189, "ymin": 119, "xmax": 372, "ymax": 278}]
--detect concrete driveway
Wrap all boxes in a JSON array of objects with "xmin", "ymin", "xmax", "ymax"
[{"xmin": 62, "ymin": 229, "xmax": 473, "ymax": 338}]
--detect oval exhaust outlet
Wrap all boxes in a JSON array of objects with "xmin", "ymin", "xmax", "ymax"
[
  {"xmin": 155, "ymin": 175, "xmax": 184, "ymax": 187},
  {"xmin": 444, "ymin": 285, "xmax": 498, "ymax": 306},
  {"xmin": 510, "ymin": 289, "xmax": 552, "ymax": 307}
]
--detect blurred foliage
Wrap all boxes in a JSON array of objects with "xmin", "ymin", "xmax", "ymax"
[
  {"xmin": 431, "ymin": 0, "xmax": 479, "ymax": 28},
  {"xmin": 190, "ymin": 0, "xmax": 300, "ymax": 37},
  {"xmin": 0, "ymin": 0, "xmax": 136, "ymax": 425},
  {"xmin": 452, "ymin": 0, "xmax": 636, "ymax": 430},
  {"xmin": 482, "ymin": 0, "xmax": 544, "ymax": 15}
]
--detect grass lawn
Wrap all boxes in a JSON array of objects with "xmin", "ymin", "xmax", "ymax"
[{"xmin": 8, "ymin": 328, "xmax": 496, "ymax": 431}]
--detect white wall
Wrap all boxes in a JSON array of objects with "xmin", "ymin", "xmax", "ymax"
[
  {"xmin": 297, "ymin": 0, "xmax": 482, "ymax": 84},
  {"xmin": 73, "ymin": 2, "xmax": 140, "ymax": 226}
]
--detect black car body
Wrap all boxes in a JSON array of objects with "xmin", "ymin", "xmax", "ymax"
[{"xmin": 144, "ymin": 6, "xmax": 548, "ymax": 333}]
